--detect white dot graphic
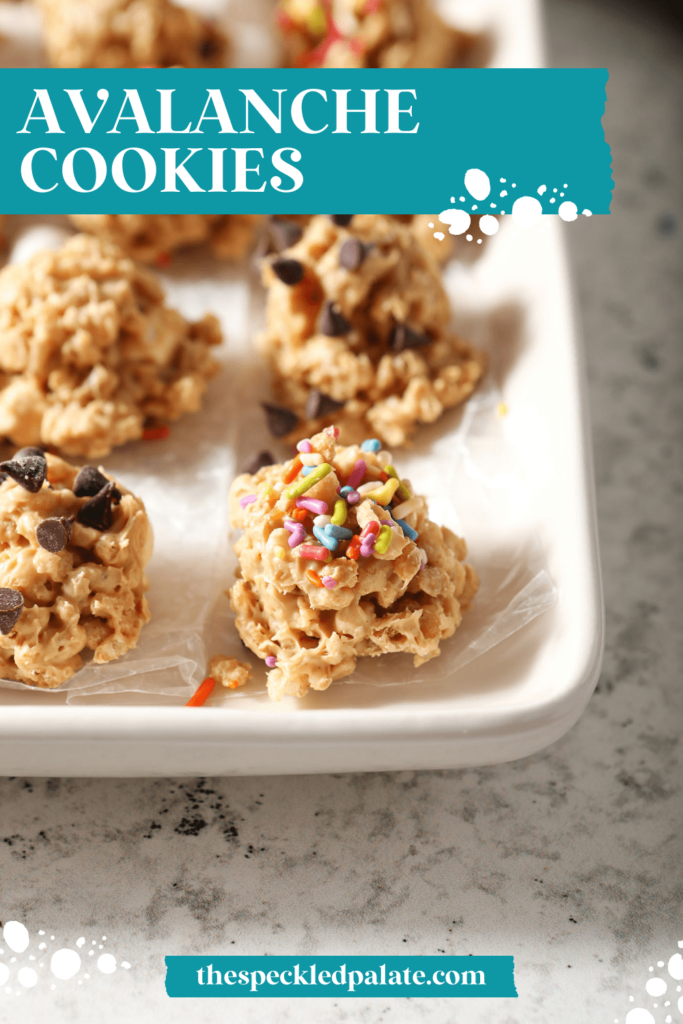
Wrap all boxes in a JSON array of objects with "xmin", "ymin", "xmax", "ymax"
[
  {"xmin": 438, "ymin": 209, "xmax": 471, "ymax": 236},
  {"xmin": 465, "ymin": 234, "xmax": 473, "ymax": 241},
  {"xmin": 0, "ymin": 964, "xmax": 9, "ymax": 986},
  {"xmin": 668, "ymin": 954, "xmax": 683, "ymax": 980},
  {"xmin": 433, "ymin": 231, "xmax": 445, "ymax": 241},
  {"xmin": 97, "ymin": 954, "xmax": 117, "ymax": 975},
  {"xmin": 512, "ymin": 196, "xmax": 543, "ymax": 226},
  {"xmin": 464, "ymin": 168, "xmax": 491, "ymax": 201},
  {"xmin": 625, "ymin": 1010, "xmax": 655, "ymax": 1024},
  {"xmin": 51, "ymin": 949, "xmax": 81, "ymax": 980},
  {"xmin": 582, "ymin": 209, "xmax": 592, "ymax": 217},
  {"xmin": 76, "ymin": 937, "xmax": 86, "ymax": 949},
  {"xmin": 500, "ymin": 190, "xmax": 508, "ymax": 197},
  {"xmin": 537, "ymin": 185, "xmax": 547, "ymax": 195},
  {"xmin": 559, "ymin": 201, "xmax": 578, "ymax": 222},
  {"xmin": 18, "ymin": 967, "xmax": 37, "ymax": 989},
  {"xmin": 3, "ymin": 922, "xmax": 29, "ymax": 954},
  {"xmin": 479, "ymin": 215, "xmax": 499, "ymax": 236},
  {"xmin": 646, "ymin": 978, "xmax": 667, "ymax": 997},
  {"xmin": 678, "ymin": 997, "xmax": 683, "ymax": 1014}
]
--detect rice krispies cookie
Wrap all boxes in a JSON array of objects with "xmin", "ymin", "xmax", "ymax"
[
  {"xmin": 0, "ymin": 233, "xmax": 221, "ymax": 460},
  {"xmin": 229, "ymin": 427, "xmax": 478, "ymax": 701},
  {"xmin": 0, "ymin": 449, "xmax": 152, "ymax": 688},
  {"xmin": 259, "ymin": 214, "xmax": 485, "ymax": 448},
  {"xmin": 276, "ymin": 0, "xmax": 479, "ymax": 69},
  {"xmin": 37, "ymin": 0, "xmax": 230, "ymax": 68},
  {"xmin": 69, "ymin": 214, "xmax": 263, "ymax": 265}
]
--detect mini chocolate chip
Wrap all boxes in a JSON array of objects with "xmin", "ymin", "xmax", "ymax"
[
  {"xmin": 320, "ymin": 301, "xmax": 352, "ymax": 337},
  {"xmin": 244, "ymin": 450, "xmax": 276, "ymax": 475},
  {"xmin": 198, "ymin": 37, "xmax": 219, "ymax": 58},
  {"xmin": 36, "ymin": 517, "xmax": 71, "ymax": 554},
  {"xmin": 0, "ymin": 456, "xmax": 47, "ymax": 493},
  {"xmin": 339, "ymin": 238, "xmax": 367, "ymax": 271},
  {"xmin": 0, "ymin": 588, "xmax": 24, "ymax": 635},
  {"xmin": 76, "ymin": 481, "xmax": 117, "ymax": 532},
  {"xmin": 305, "ymin": 390, "xmax": 345, "ymax": 419},
  {"xmin": 389, "ymin": 323, "xmax": 431, "ymax": 353},
  {"xmin": 331, "ymin": 215, "xmax": 353, "ymax": 226},
  {"xmin": 271, "ymin": 257, "xmax": 304, "ymax": 286},
  {"xmin": 269, "ymin": 219, "xmax": 303, "ymax": 252},
  {"xmin": 261, "ymin": 403, "xmax": 298, "ymax": 438},
  {"xmin": 73, "ymin": 465, "xmax": 109, "ymax": 498},
  {"xmin": 14, "ymin": 447, "xmax": 46, "ymax": 460}
]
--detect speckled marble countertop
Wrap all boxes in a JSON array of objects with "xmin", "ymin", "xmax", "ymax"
[{"xmin": 1, "ymin": 1, "xmax": 682, "ymax": 1021}]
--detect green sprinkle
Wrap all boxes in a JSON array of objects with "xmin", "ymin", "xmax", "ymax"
[
  {"xmin": 374, "ymin": 525, "xmax": 393, "ymax": 555},
  {"xmin": 385, "ymin": 465, "xmax": 411, "ymax": 501},
  {"xmin": 331, "ymin": 498, "xmax": 348, "ymax": 526},
  {"xmin": 284, "ymin": 462, "xmax": 332, "ymax": 500}
]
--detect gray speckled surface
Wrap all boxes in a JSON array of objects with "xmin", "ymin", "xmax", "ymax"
[{"xmin": 1, "ymin": 1, "xmax": 682, "ymax": 1021}]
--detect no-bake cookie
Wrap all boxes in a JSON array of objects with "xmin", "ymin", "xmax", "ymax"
[
  {"xmin": 276, "ymin": 0, "xmax": 479, "ymax": 68},
  {"xmin": 229, "ymin": 427, "xmax": 478, "ymax": 700},
  {"xmin": 70, "ymin": 214, "xmax": 263, "ymax": 265},
  {"xmin": 259, "ymin": 214, "xmax": 485, "ymax": 448},
  {"xmin": 0, "ymin": 449, "xmax": 152, "ymax": 688},
  {"xmin": 38, "ymin": 0, "xmax": 230, "ymax": 68},
  {"xmin": 0, "ymin": 233, "xmax": 221, "ymax": 459}
]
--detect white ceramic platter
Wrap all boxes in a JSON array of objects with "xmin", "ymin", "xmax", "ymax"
[{"xmin": 0, "ymin": 0, "xmax": 604, "ymax": 775}]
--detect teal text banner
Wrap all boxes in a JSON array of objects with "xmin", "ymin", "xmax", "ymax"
[
  {"xmin": 0, "ymin": 68, "xmax": 612, "ymax": 215},
  {"xmin": 164, "ymin": 954, "xmax": 517, "ymax": 998}
]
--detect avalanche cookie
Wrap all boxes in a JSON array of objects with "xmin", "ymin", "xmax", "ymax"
[
  {"xmin": 259, "ymin": 214, "xmax": 485, "ymax": 448},
  {"xmin": 0, "ymin": 233, "xmax": 221, "ymax": 459},
  {"xmin": 37, "ymin": 0, "xmax": 230, "ymax": 68},
  {"xmin": 229, "ymin": 427, "xmax": 478, "ymax": 701},
  {"xmin": 69, "ymin": 214, "xmax": 263, "ymax": 265},
  {"xmin": 276, "ymin": 0, "xmax": 479, "ymax": 68},
  {"xmin": 0, "ymin": 449, "xmax": 152, "ymax": 688}
]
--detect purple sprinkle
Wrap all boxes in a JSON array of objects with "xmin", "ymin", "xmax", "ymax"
[
  {"xmin": 360, "ymin": 538, "xmax": 376, "ymax": 557},
  {"xmin": 297, "ymin": 440, "xmax": 312, "ymax": 453},
  {"xmin": 322, "ymin": 576, "xmax": 337, "ymax": 589},
  {"xmin": 296, "ymin": 497, "xmax": 328, "ymax": 515},
  {"xmin": 380, "ymin": 520, "xmax": 393, "ymax": 525},
  {"xmin": 347, "ymin": 490, "xmax": 360, "ymax": 505},
  {"xmin": 265, "ymin": 656, "xmax": 277, "ymax": 668},
  {"xmin": 240, "ymin": 494, "xmax": 257, "ymax": 509},
  {"xmin": 346, "ymin": 459, "xmax": 366, "ymax": 491}
]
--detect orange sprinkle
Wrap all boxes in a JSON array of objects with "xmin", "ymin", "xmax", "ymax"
[
  {"xmin": 185, "ymin": 677, "xmax": 216, "ymax": 707},
  {"xmin": 283, "ymin": 456, "xmax": 303, "ymax": 484},
  {"xmin": 291, "ymin": 507, "xmax": 309, "ymax": 523},
  {"xmin": 346, "ymin": 535, "xmax": 361, "ymax": 560},
  {"xmin": 142, "ymin": 424, "xmax": 170, "ymax": 441},
  {"xmin": 379, "ymin": 471, "xmax": 388, "ymax": 482},
  {"xmin": 306, "ymin": 568, "xmax": 324, "ymax": 587}
]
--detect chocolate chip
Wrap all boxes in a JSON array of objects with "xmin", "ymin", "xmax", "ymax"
[
  {"xmin": 0, "ymin": 588, "xmax": 23, "ymax": 635},
  {"xmin": 269, "ymin": 219, "xmax": 303, "ymax": 252},
  {"xmin": 331, "ymin": 215, "xmax": 353, "ymax": 226},
  {"xmin": 76, "ymin": 481, "xmax": 117, "ymax": 532},
  {"xmin": 0, "ymin": 456, "xmax": 47, "ymax": 493},
  {"xmin": 14, "ymin": 447, "xmax": 46, "ymax": 460},
  {"xmin": 244, "ymin": 451, "xmax": 276, "ymax": 475},
  {"xmin": 271, "ymin": 258, "xmax": 304, "ymax": 286},
  {"xmin": 339, "ymin": 238, "xmax": 367, "ymax": 271},
  {"xmin": 305, "ymin": 390, "xmax": 345, "ymax": 420},
  {"xmin": 389, "ymin": 323, "xmax": 431, "ymax": 353},
  {"xmin": 320, "ymin": 301, "xmax": 352, "ymax": 337},
  {"xmin": 36, "ymin": 517, "xmax": 71, "ymax": 553},
  {"xmin": 73, "ymin": 465, "xmax": 109, "ymax": 498},
  {"xmin": 261, "ymin": 403, "xmax": 298, "ymax": 438}
]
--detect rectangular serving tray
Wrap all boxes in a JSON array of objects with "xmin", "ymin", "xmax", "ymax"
[{"xmin": 0, "ymin": 0, "xmax": 604, "ymax": 775}]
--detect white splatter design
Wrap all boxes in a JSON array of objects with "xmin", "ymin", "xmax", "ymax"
[
  {"xmin": 512, "ymin": 196, "xmax": 543, "ymax": 226},
  {"xmin": 438, "ymin": 209, "xmax": 471, "ymax": 236},
  {"xmin": 645, "ymin": 977, "xmax": 667, "ymax": 997},
  {"xmin": 0, "ymin": 922, "xmax": 130, "ymax": 997},
  {"xmin": 464, "ymin": 168, "xmax": 491, "ymax": 201},
  {"xmin": 97, "ymin": 955, "xmax": 117, "ymax": 975},
  {"xmin": 559, "ymin": 201, "xmax": 578, "ymax": 222},
  {"xmin": 479, "ymin": 215, "xmax": 499, "ymax": 236},
  {"xmin": 51, "ymin": 949, "xmax": 81, "ymax": 980},
  {"xmin": 668, "ymin": 953, "xmax": 683, "ymax": 979},
  {"xmin": 3, "ymin": 923, "xmax": 29, "ymax": 954},
  {"xmin": 537, "ymin": 185, "xmax": 547, "ymax": 195},
  {"xmin": 625, "ymin": 1010, "xmax": 655, "ymax": 1024}
]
